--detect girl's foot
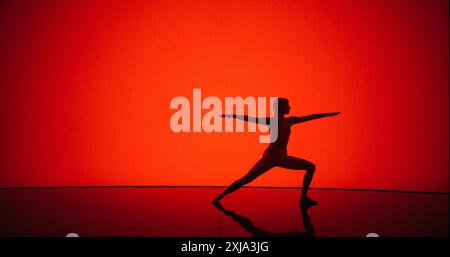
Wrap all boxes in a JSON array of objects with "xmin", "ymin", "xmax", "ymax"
[{"xmin": 300, "ymin": 196, "xmax": 319, "ymax": 207}]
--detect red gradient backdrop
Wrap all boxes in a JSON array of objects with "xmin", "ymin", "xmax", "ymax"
[{"xmin": 0, "ymin": 0, "xmax": 448, "ymax": 192}]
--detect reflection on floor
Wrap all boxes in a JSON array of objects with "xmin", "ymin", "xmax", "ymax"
[{"xmin": 0, "ymin": 187, "xmax": 448, "ymax": 237}]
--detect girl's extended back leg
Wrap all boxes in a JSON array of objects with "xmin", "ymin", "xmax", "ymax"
[
  {"xmin": 278, "ymin": 156, "xmax": 318, "ymax": 206},
  {"xmin": 213, "ymin": 158, "xmax": 274, "ymax": 203}
]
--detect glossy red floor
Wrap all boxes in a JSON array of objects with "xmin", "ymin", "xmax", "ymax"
[{"xmin": 0, "ymin": 187, "xmax": 448, "ymax": 237}]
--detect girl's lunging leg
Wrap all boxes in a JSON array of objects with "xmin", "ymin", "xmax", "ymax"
[
  {"xmin": 278, "ymin": 156, "xmax": 318, "ymax": 206},
  {"xmin": 213, "ymin": 158, "xmax": 274, "ymax": 203}
]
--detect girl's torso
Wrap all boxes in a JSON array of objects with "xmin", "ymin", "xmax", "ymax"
[{"xmin": 263, "ymin": 118, "xmax": 291, "ymax": 160}]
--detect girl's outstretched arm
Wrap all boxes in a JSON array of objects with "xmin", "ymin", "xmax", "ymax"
[
  {"xmin": 221, "ymin": 114, "xmax": 270, "ymax": 125},
  {"xmin": 288, "ymin": 112, "xmax": 340, "ymax": 125}
]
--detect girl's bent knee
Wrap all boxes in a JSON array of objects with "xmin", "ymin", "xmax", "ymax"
[{"xmin": 308, "ymin": 163, "xmax": 316, "ymax": 173}]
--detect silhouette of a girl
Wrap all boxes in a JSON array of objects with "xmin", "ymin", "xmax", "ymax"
[{"xmin": 213, "ymin": 98, "xmax": 340, "ymax": 206}]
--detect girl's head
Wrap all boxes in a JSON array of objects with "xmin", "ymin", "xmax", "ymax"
[{"xmin": 274, "ymin": 97, "xmax": 291, "ymax": 115}]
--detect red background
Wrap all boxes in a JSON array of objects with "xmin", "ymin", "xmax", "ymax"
[{"xmin": 0, "ymin": 0, "xmax": 448, "ymax": 192}]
